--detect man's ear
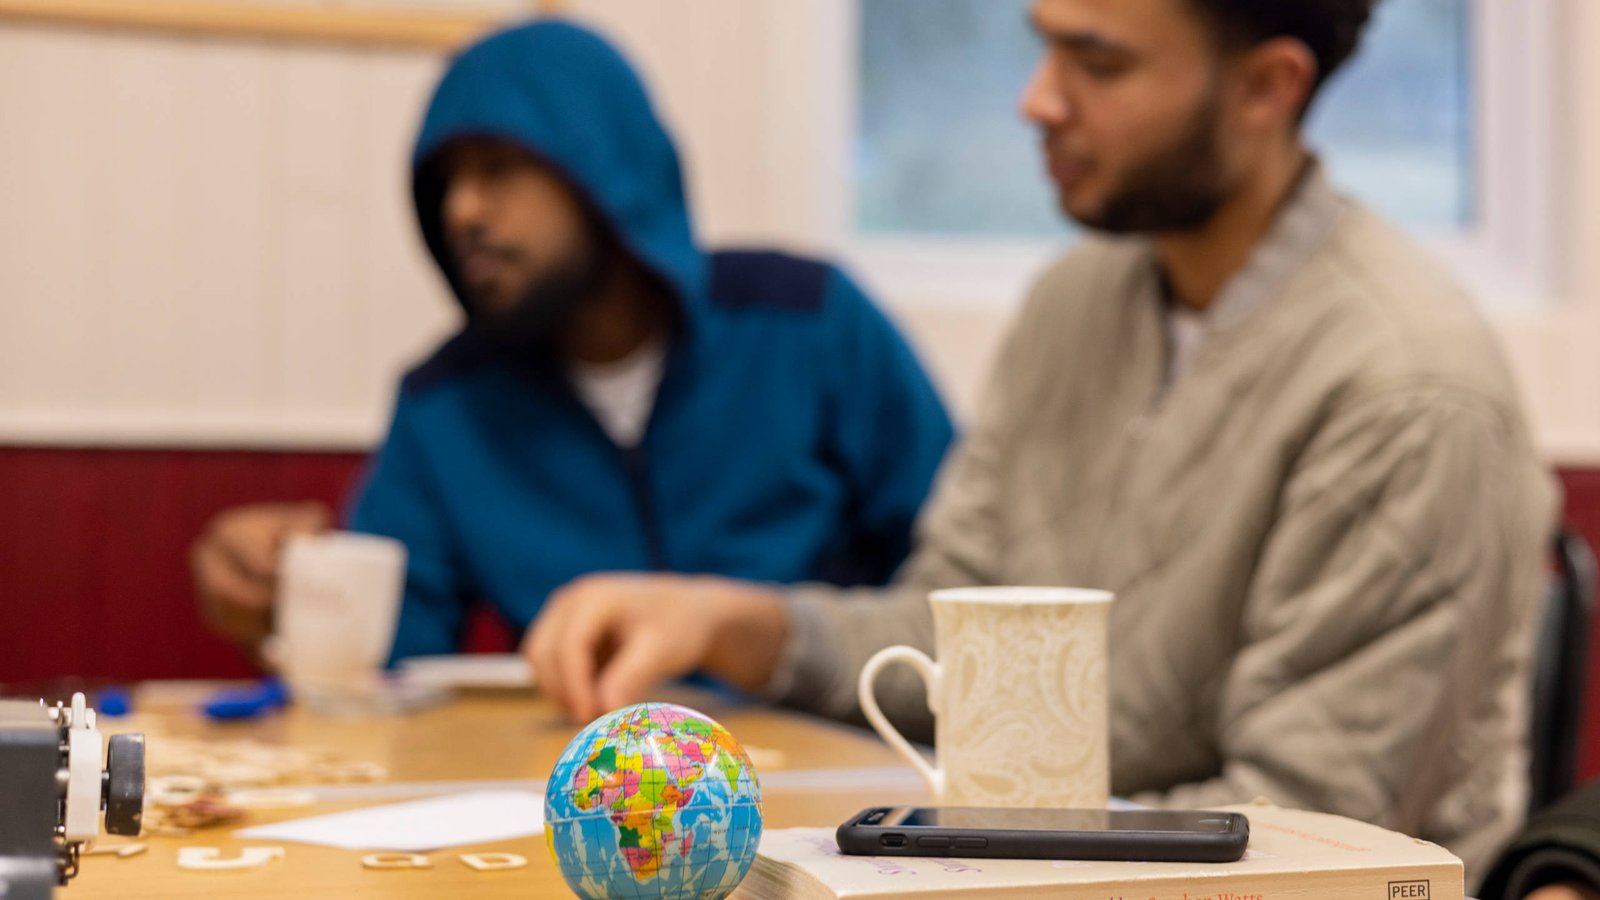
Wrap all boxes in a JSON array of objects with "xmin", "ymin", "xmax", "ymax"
[{"xmin": 1232, "ymin": 37, "xmax": 1318, "ymax": 133}]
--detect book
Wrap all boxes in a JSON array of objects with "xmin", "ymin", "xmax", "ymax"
[{"xmin": 733, "ymin": 801, "xmax": 1464, "ymax": 899}]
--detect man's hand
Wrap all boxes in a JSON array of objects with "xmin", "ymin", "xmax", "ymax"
[
  {"xmin": 524, "ymin": 574, "xmax": 790, "ymax": 723},
  {"xmin": 190, "ymin": 502, "xmax": 332, "ymax": 655}
]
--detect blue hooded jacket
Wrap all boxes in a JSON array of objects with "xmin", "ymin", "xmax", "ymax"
[{"xmin": 350, "ymin": 20, "xmax": 954, "ymax": 661}]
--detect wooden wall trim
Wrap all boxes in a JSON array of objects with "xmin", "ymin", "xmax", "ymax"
[{"xmin": 0, "ymin": 0, "xmax": 562, "ymax": 52}]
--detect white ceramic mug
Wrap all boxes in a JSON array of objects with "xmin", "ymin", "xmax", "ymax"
[
  {"xmin": 267, "ymin": 531, "xmax": 406, "ymax": 705},
  {"xmin": 858, "ymin": 586, "xmax": 1114, "ymax": 808}
]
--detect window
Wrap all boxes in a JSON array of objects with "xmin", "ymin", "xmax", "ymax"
[
  {"xmin": 1309, "ymin": 0, "xmax": 1473, "ymax": 233},
  {"xmin": 848, "ymin": 0, "xmax": 1555, "ymax": 310},
  {"xmin": 855, "ymin": 0, "xmax": 1056, "ymax": 238}
]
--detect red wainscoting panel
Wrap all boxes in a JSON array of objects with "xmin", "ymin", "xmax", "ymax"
[
  {"xmin": 0, "ymin": 447, "xmax": 515, "ymax": 692},
  {"xmin": 3, "ymin": 447, "xmax": 1600, "ymax": 777},
  {"xmin": 0, "ymin": 447, "xmax": 367, "ymax": 686}
]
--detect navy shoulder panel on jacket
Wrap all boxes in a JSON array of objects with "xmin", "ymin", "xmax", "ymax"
[
  {"xmin": 708, "ymin": 250, "xmax": 831, "ymax": 313},
  {"xmin": 400, "ymin": 330, "xmax": 497, "ymax": 397}
]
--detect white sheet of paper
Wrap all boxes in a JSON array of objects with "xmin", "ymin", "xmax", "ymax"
[{"xmin": 235, "ymin": 790, "xmax": 545, "ymax": 851}]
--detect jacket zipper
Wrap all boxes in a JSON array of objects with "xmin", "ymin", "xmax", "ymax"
[
  {"xmin": 620, "ymin": 443, "xmax": 667, "ymax": 572},
  {"xmin": 550, "ymin": 370, "xmax": 669, "ymax": 573},
  {"xmin": 557, "ymin": 333, "xmax": 679, "ymax": 574},
  {"xmin": 1092, "ymin": 396, "xmax": 1162, "ymax": 582}
]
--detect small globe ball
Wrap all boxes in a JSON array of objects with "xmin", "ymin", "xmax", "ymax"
[{"xmin": 545, "ymin": 702, "xmax": 764, "ymax": 900}]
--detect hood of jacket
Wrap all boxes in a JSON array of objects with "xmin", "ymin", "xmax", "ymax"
[{"xmin": 411, "ymin": 20, "xmax": 707, "ymax": 327}]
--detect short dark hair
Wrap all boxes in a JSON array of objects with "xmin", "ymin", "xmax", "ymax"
[{"xmin": 1184, "ymin": 0, "xmax": 1379, "ymax": 115}]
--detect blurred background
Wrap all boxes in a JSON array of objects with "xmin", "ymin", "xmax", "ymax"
[{"xmin": 2, "ymin": 0, "xmax": 1598, "ymax": 761}]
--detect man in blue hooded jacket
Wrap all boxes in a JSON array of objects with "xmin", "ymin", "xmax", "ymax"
[{"xmin": 190, "ymin": 20, "xmax": 954, "ymax": 664}]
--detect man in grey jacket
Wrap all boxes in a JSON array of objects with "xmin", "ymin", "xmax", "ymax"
[{"xmin": 525, "ymin": 0, "xmax": 1557, "ymax": 881}]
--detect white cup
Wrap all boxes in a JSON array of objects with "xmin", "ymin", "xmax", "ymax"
[
  {"xmin": 267, "ymin": 531, "xmax": 406, "ymax": 708},
  {"xmin": 858, "ymin": 586, "xmax": 1114, "ymax": 809}
]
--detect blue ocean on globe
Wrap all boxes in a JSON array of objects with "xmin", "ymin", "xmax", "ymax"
[{"xmin": 545, "ymin": 702, "xmax": 764, "ymax": 900}]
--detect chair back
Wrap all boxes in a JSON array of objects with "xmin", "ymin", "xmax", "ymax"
[{"xmin": 1529, "ymin": 528, "xmax": 1596, "ymax": 813}]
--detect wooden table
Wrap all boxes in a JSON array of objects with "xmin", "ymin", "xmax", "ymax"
[{"xmin": 70, "ymin": 684, "xmax": 929, "ymax": 899}]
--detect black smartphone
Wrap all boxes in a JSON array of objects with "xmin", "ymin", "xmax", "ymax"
[{"xmin": 836, "ymin": 806, "xmax": 1250, "ymax": 863}]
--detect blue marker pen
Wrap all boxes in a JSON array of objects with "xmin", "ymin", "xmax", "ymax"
[{"xmin": 201, "ymin": 679, "xmax": 289, "ymax": 721}]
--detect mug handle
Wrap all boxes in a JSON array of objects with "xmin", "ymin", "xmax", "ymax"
[{"xmin": 858, "ymin": 645, "xmax": 944, "ymax": 799}]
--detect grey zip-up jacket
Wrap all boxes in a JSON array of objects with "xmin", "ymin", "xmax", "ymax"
[{"xmin": 768, "ymin": 168, "xmax": 1558, "ymax": 883}]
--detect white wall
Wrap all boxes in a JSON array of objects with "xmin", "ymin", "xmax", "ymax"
[
  {"xmin": 0, "ymin": 24, "xmax": 455, "ymax": 447},
  {"xmin": 1491, "ymin": 0, "xmax": 1600, "ymax": 464},
  {"xmin": 0, "ymin": 1, "xmax": 1595, "ymax": 458}
]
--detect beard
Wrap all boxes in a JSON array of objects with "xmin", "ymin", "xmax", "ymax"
[
  {"xmin": 457, "ymin": 227, "xmax": 610, "ymax": 358},
  {"xmin": 1070, "ymin": 85, "xmax": 1233, "ymax": 235}
]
